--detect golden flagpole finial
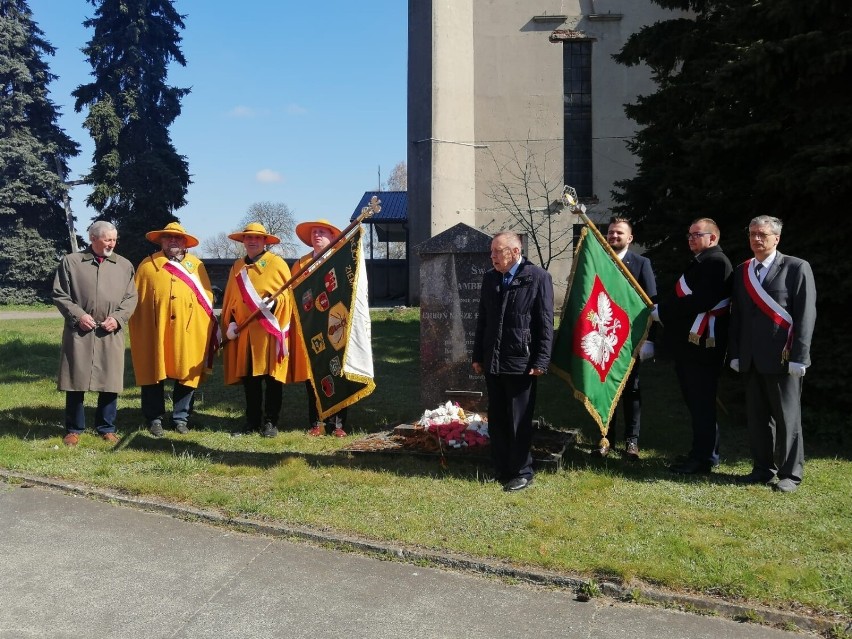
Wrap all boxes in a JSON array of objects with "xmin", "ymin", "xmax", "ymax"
[{"xmin": 361, "ymin": 195, "xmax": 381, "ymax": 220}]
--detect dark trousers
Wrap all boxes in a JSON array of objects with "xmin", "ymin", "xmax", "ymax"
[
  {"xmin": 674, "ymin": 360, "xmax": 721, "ymax": 466},
  {"xmin": 243, "ymin": 375, "xmax": 282, "ymax": 429},
  {"xmin": 605, "ymin": 361, "xmax": 641, "ymax": 444},
  {"xmin": 745, "ymin": 369, "xmax": 804, "ymax": 484},
  {"xmin": 65, "ymin": 391, "xmax": 117, "ymax": 434},
  {"xmin": 484, "ymin": 373, "xmax": 536, "ymax": 481},
  {"xmin": 306, "ymin": 381, "xmax": 348, "ymax": 431},
  {"xmin": 141, "ymin": 381, "xmax": 195, "ymax": 424}
]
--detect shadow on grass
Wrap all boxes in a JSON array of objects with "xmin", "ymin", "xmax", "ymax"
[
  {"xmin": 0, "ymin": 340, "xmax": 59, "ymax": 382},
  {"xmin": 115, "ymin": 430, "xmax": 499, "ymax": 481}
]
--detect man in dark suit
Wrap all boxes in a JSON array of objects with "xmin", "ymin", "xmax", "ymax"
[
  {"xmin": 592, "ymin": 217, "xmax": 657, "ymax": 460},
  {"xmin": 654, "ymin": 218, "xmax": 732, "ymax": 474},
  {"xmin": 473, "ymin": 232, "xmax": 554, "ymax": 492},
  {"xmin": 728, "ymin": 215, "xmax": 817, "ymax": 493}
]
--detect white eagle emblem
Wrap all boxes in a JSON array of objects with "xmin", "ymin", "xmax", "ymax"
[{"xmin": 581, "ymin": 292, "xmax": 623, "ymax": 368}]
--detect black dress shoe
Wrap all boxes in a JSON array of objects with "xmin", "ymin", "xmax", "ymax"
[
  {"xmin": 503, "ymin": 476, "xmax": 533, "ymax": 492},
  {"xmin": 591, "ymin": 446, "xmax": 610, "ymax": 458},
  {"xmin": 735, "ymin": 471, "xmax": 775, "ymax": 486},
  {"xmin": 669, "ymin": 459, "xmax": 714, "ymax": 474}
]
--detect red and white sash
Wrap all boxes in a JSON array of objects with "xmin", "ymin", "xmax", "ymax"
[
  {"xmin": 163, "ymin": 259, "xmax": 222, "ymax": 367},
  {"xmin": 235, "ymin": 267, "xmax": 290, "ymax": 362},
  {"xmin": 675, "ymin": 275, "xmax": 730, "ymax": 347},
  {"xmin": 742, "ymin": 258, "xmax": 794, "ymax": 362}
]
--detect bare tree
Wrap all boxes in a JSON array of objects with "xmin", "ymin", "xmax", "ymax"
[
  {"xmin": 200, "ymin": 232, "xmax": 242, "ymax": 259},
  {"xmin": 385, "ymin": 161, "xmax": 407, "ymax": 191},
  {"xmin": 239, "ymin": 201, "xmax": 299, "ymax": 258},
  {"xmin": 199, "ymin": 201, "xmax": 299, "ymax": 259},
  {"xmin": 487, "ymin": 142, "xmax": 573, "ymax": 271}
]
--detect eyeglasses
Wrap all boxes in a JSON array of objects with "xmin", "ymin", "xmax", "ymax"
[
  {"xmin": 747, "ymin": 232, "xmax": 777, "ymax": 241},
  {"xmin": 685, "ymin": 232, "xmax": 711, "ymax": 240}
]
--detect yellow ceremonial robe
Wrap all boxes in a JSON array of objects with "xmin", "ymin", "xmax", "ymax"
[
  {"xmin": 129, "ymin": 252, "xmax": 215, "ymax": 388},
  {"xmin": 221, "ymin": 252, "xmax": 296, "ymax": 385},
  {"xmin": 286, "ymin": 253, "xmax": 314, "ymax": 384}
]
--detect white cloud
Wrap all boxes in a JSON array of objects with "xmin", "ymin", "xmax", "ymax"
[
  {"xmin": 228, "ymin": 105, "xmax": 257, "ymax": 118},
  {"xmin": 286, "ymin": 103, "xmax": 308, "ymax": 115},
  {"xmin": 256, "ymin": 169, "xmax": 284, "ymax": 183}
]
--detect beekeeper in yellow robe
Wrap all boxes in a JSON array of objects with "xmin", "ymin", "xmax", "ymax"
[
  {"xmin": 221, "ymin": 222, "xmax": 295, "ymax": 437},
  {"xmin": 130, "ymin": 222, "xmax": 219, "ymax": 437}
]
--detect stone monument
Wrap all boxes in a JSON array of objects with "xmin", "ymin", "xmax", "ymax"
[{"xmin": 416, "ymin": 223, "xmax": 493, "ymax": 412}]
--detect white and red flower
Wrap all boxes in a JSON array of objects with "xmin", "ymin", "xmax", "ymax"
[{"xmin": 418, "ymin": 402, "xmax": 489, "ymax": 449}]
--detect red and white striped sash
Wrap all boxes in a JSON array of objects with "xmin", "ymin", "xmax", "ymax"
[
  {"xmin": 235, "ymin": 267, "xmax": 289, "ymax": 362},
  {"xmin": 742, "ymin": 258, "xmax": 794, "ymax": 362},
  {"xmin": 163, "ymin": 260, "xmax": 222, "ymax": 367},
  {"xmin": 675, "ymin": 275, "xmax": 730, "ymax": 347}
]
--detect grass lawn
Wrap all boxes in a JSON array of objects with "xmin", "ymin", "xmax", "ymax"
[{"xmin": 0, "ymin": 308, "xmax": 849, "ymax": 623}]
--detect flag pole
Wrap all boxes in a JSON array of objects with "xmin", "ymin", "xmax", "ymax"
[
  {"xmin": 561, "ymin": 187, "xmax": 654, "ymax": 308},
  {"xmin": 231, "ymin": 196, "xmax": 381, "ymax": 334}
]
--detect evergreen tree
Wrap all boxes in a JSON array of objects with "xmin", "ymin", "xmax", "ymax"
[
  {"xmin": 0, "ymin": 0, "xmax": 80, "ymax": 301},
  {"xmin": 613, "ymin": 0, "xmax": 852, "ymax": 429},
  {"xmin": 72, "ymin": 0, "xmax": 190, "ymax": 266}
]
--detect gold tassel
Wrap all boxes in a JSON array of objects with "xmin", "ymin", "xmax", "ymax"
[
  {"xmin": 688, "ymin": 332, "xmax": 700, "ymax": 345},
  {"xmin": 705, "ymin": 337, "xmax": 716, "ymax": 348}
]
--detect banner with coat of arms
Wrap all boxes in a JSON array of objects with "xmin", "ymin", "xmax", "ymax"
[
  {"xmin": 292, "ymin": 226, "xmax": 375, "ymax": 419},
  {"xmin": 550, "ymin": 224, "xmax": 652, "ymax": 436}
]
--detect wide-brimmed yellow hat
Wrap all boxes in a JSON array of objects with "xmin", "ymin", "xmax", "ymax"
[
  {"xmin": 145, "ymin": 222, "xmax": 199, "ymax": 248},
  {"xmin": 295, "ymin": 219, "xmax": 342, "ymax": 247},
  {"xmin": 227, "ymin": 222, "xmax": 281, "ymax": 245}
]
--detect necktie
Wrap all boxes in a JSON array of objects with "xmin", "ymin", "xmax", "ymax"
[
  {"xmin": 754, "ymin": 262, "xmax": 764, "ymax": 283},
  {"xmin": 502, "ymin": 273, "xmax": 512, "ymax": 289}
]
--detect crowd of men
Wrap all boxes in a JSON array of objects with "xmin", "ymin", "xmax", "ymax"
[
  {"xmin": 472, "ymin": 216, "xmax": 816, "ymax": 494},
  {"xmin": 52, "ymin": 213, "xmax": 816, "ymax": 494},
  {"xmin": 52, "ymin": 217, "xmax": 346, "ymax": 449}
]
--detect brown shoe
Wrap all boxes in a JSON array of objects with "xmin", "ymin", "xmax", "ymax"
[
  {"xmin": 102, "ymin": 432, "xmax": 120, "ymax": 444},
  {"xmin": 63, "ymin": 433, "xmax": 80, "ymax": 447},
  {"xmin": 626, "ymin": 442, "xmax": 640, "ymax": 461},
  {"xmin": 591, "ymin": 445, "xmax": 610, "ymax": 458}
]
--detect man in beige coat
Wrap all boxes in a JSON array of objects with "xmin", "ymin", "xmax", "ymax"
[{"xmin": 53, "ymin": 221, "xmax": 137, "ymax": 446}]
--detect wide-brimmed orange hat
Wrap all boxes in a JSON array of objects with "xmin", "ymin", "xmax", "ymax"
[
  {"xmin": 227, "ymin": 222, "xmax": 281, "ymax": 245},
  {"xmin": 145, "ymin": 221, "xmax": 199, "ymax": 248},
  {"xmin": 295, "ymin": 219, "xmax": 341, "ymax": 247}
]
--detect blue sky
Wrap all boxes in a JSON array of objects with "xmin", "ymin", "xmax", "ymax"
[{"xmin": 27, "ymin": 0, "xmax": 408, "ymax": 252}]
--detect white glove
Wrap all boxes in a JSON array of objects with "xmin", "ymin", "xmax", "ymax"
[
  {"xmin": 639, "ymin": 341, "xmax": 655, "ymax": 362},
  {"xmin": 650, "ymin": 304, "xmax": 661, "ymax": 324},
  {"xmin": 729, "ymin": 358, "xmax": 740, "ymax": 372},
  {"xmin": 788, "ymin": 362, "xmax": 807, "ymax": 378},
  {"xmin": 226, "ymin": 322, "xmax": 239, "ymax": 341}
]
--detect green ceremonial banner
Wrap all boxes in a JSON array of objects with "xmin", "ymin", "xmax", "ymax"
[
  {"xmin": 550, "ymin": 224, "xmax": 652, "ymax": 438},
  {"xmin": 292, "ymin": 227, "xmax": 375, "ymax": 419}
]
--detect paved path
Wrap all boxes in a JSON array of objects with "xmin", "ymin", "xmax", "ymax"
[
  {"xmin": 0, "ymin": 482, "xmax": 813, "ymax": 639},
  {"xmin": 0, "ymin": 310, "xmax": 59, "ymax": 320}
]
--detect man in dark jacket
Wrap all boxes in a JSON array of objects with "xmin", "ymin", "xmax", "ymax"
[
  {"xmin": 472, "ymin": 232, "xmax": 554, "ymax": 491},
  {"xmin": 728, "ymin": 215, "xmax": 816, "ymax": 493},
  {"xmin": 593, "ymin": 217, "xmax": 658, "ymax": 460},
  {"xmin": 654, "ymin": 218, "xmax": 732, "ymax": 474}
]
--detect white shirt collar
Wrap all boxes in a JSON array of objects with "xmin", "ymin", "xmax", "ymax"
[
  {"xmin": 756, "ymin": 251, "xmax": 777, "ymax": 270},
  {"xmin": 507, "ymin": 256, "xmax": 522, "ymax": 277}
]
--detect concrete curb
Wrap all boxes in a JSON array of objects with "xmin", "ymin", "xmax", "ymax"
[{"xmin": 1, "ymin": 469, "xmax": 845, "ymax": 637}]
